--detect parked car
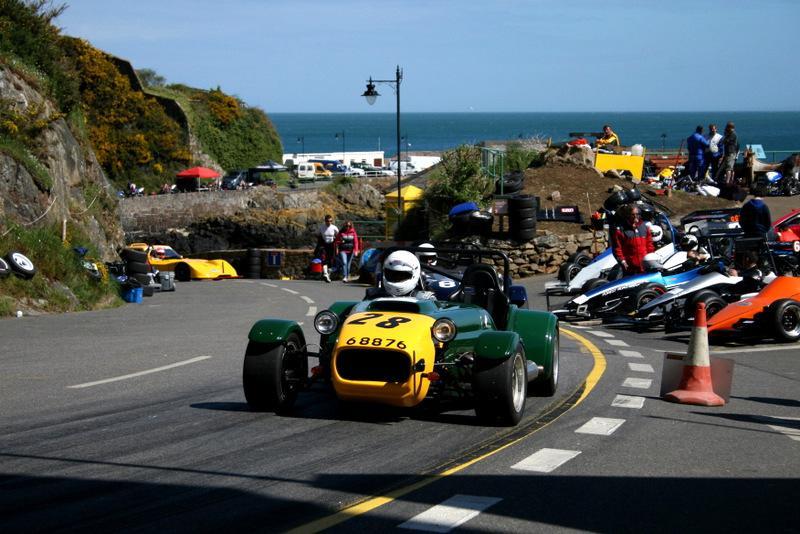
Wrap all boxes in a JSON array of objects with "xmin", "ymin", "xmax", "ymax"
[
  {"xmin": 221, "ymin": 170, "xmax": 248, "ymax": 190},
  {"xmin": 128, "ymin": 243, "xmax": 238, "ymax": 281}
]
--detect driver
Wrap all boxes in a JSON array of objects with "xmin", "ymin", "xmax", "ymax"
[
  {"xmin": 368, "ymin": 250, "xmax": 435, "ymax": 300},
  {"xmin": 416, "ymin": 243, "xmax": 437, "ymax": 266},
  {"xmin": 681, "ymin": 234, "xmax": 710, "ymax": 264}
]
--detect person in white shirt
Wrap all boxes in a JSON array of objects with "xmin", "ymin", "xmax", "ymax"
[
  {"xmin": 703, "ymin": 123, "xmax": 723, "ymax": 181},
  {"xmin": 317, "ymin": 214, "xmax": 339, "ymax": 282}
]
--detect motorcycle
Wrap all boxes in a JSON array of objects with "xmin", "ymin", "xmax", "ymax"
[{"xmin": 753, "ymin": 170, "xmax": 800, "ymax": 197}]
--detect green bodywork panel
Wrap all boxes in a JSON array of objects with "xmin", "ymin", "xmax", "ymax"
[
  {"xmin": 507, "ymin": 308, "xmax": 559, "ymax": 378},
  {"xmin": 474, "ymin": 330, "xmax": 521, "ymax": 359},
  {"xmin": 248, "ymin": 319, "xmax": 306, "ymax": 346}
]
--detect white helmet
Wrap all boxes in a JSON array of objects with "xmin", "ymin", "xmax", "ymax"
[
  {"xmin": 383, "ymin": 250, "xmax": 421, "ymax": 297},
  {"xmin": 417, "ymin": 243, "xmax": 437, "ymax": 266},
  {"xmin": 680, "ymin": 234, "xmax": 699, "ymax": 251},
  {"xmin": 649, "ymin": 224, "xmax": 663, "ymax": 243},
  {"xmin": 643, "ymin": 252, "xmax": 663, "ymax": 271}
]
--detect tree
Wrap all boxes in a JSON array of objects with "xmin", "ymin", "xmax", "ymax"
[{"xmin": 136, "ymin": 68, "xmax": 166, "ymax": 88}]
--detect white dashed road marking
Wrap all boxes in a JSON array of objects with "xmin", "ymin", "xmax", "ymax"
[
  {"xmin": 612, "ymin": 394, "xmax": 646, "ymax": 409},
  {"xmin": 306, "ymin": 306, "xmax": 317, "ymax": 317},
  {"xmin": 619, "ymin": 350, "xmax": 644, "ymax": 358},
  {"xmin": 605, "ymin": 339, "xmax": 629, "ymax": 347},
  {"xmin": 300, "ymin": 295, "xmax": 314, "ymax": 304},
  {"xmin": 628, "ymin": 362, "xmax": 655, "ymax": 373},
  {"xmin": 260, "ymin": 282, "xmax": 277, "ymax": 288},
  {"xmin": 575, "ymin": 417, "xmax": 626, "ymax": 436},
  {"xmin": 585, "ymin": 330, "xmax": 614, "ymax": 338},
  {"xmin": 511, "ymin": 448, "xmax": 581, "ymax": 473},
  {"xmin": 399, "ymin": 495, "xmax": 502, "ymax": 532},
  {"xmin": 765, "ymin": 417, "xmax": 800, "ymax": 442},
  {"xmin": 281, "ymin": 288, "xmax": 299, "ymax": 295},
  {"xmin": 68, "ymin": 356, "xmax": 212, "ymax": 389},
  {"xmin": 622, "ymin": 377, "xmax": 653, "ymax": 389}
]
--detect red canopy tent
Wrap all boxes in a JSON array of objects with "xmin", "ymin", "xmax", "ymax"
[
  {"xmin": 175, "ymin": 166, "xmax": 221, "ymax": 179},
  {"xmin": 175, "ymin": 167, "xmax": 221, "ymax": 192}
]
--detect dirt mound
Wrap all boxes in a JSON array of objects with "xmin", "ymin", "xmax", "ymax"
[{"xmin": 521, "ymin": 162, "xmax": 739, "ymax": 234}]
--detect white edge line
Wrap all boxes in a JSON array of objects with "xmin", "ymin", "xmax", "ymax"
[{"xmin": 68, "ymin": 356, "xmax": 211, "ymax": 389}]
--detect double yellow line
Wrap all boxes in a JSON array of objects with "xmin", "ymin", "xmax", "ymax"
[{"xmin": 289, "ymin": 328, "xmax": 606, "ymax": 533}]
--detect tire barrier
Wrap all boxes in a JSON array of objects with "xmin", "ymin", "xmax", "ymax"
[
  {"xmin": 6, "ymin": 251, "xmax": 36, "ymax": 280},
  {"xmin": 495, "ymin": 171, "xmax": 524, "ymax": 195},
  {"xmin": 245, "ymin": 248, "xmax": 262, "ymax": 279},
  {"xmin": 508, "ymin": 195, "xmax": 538, "ymax": 241}
]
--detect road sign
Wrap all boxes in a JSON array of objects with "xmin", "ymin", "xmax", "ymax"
[{"xmin": 266, "ymin": 250, "xmax": 282, "ymax": 267}]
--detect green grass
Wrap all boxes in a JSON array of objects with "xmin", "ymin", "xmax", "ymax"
[
  {"xmin": 0, "ymin": 222, "xmax": 122, "ymax": 317},
  {"xmin": 0, "ymin": 136, "xmax": 53, "ymax": 191}
]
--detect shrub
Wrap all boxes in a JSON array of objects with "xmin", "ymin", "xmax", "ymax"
[{"xmin": 504, "ymin": 141, "xmax": 543, "ymax": 173}]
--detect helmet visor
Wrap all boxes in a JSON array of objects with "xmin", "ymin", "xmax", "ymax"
[{"xmin": 384, "ymin": 269, "xmax": 413, "ymax": 283}]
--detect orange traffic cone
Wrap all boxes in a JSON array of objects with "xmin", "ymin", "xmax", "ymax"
[{"xmin": 664, "ymin": 302, "xmax": 725, "ymax": 406}]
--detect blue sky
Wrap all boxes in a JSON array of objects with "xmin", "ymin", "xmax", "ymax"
[{"xmin": 56, "ymin": 0, "xmax": 799, "ymax": 113}]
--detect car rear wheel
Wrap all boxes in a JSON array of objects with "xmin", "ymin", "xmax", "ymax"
[
  {"xmin": 474, "ymin": 345, "xmax": 527, "ymax": 426},
  {"xmin": 243, "ymin": 333, "xmax": 307, "ymax": 413},
  {"xmin": 633, "ymin": 284, "xmax": 666, "ymax": 311},
  {"xmin": 174, "ymin": 263, "xmax": 191, "ymax": 281},
  {"xmin": 531, "ymin": 327, "xmax": 559, "ymax": 397},
  {"xmin": 575, "ymin": 250, "xmax": 592, "ymax": 268},
  {"xmin": 0, "ymin": 257, "xmax": 10, "ymax": 278},
  {"xmin": 558, "ymin": 262, "xmax": 581, "ymax": 283},
  {"xmin": 769, "ymin": 299, "xmax": 800, "ymax": 342},
  {"xmin": 582, "ymin": 277, "xmax": 607, "ymax": 293}
]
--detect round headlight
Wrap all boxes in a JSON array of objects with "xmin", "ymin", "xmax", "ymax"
[
  {"xmin": 431, "ymin": 318, "xmax": 457, "ymax": 343},
  {"xmin": 314, "ymin": 310, "xmax": 339, "ymax": 335}
]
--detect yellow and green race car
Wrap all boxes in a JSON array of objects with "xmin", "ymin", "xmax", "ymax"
[
  {"xmin": 242, "ymin": 247, "xmax": 559, "ymax": 426},
  {"xmin": 129, "ymin": 243, "xmax": 238, "ymax": 281}
]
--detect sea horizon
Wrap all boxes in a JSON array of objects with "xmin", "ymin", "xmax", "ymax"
[{"xmin": 271, "ymin": 111, "xmax": 800, "ymax": 160}]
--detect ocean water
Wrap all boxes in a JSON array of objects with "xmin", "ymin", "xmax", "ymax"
[{"xmin": 271, "ymin": 112, "xmax": 800, "ymax": 161}]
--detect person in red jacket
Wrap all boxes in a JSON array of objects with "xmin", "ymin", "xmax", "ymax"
[
  {"xmin": 335, "ymin": 220, "xmax": 360, "ymax": 282},
  {"xmin": 612, "ymin": 204, "xmax": 655, "ymax": 274}
]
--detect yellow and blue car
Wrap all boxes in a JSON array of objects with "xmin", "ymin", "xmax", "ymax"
[
  {"xmin": 128, "ymin": 243, "xmax": 238, "ymax": 281},
  {"xmin": 242, "ymin": 247, "xmax": 559, "ymax": 426}
]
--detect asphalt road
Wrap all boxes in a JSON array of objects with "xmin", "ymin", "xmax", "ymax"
[{"xmin": 0, "ymin": 275, "xmax": 796, "ymax": 532}]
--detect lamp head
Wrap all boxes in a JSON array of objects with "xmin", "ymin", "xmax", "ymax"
[{"xmin": 362, "ymin": 78, "xmax": 379, "ymax": 105}]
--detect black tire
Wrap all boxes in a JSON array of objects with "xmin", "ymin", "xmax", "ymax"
[
  {"xmin": 530, "ymin": 325, "xmax": 559, "ymax": 396},
  {"xmin": 126, "ymin": 260, "xmax": 150, "ymax": 275},
  {"xmin": 694, "ymin": 293, "xmax": 727, "ymax": 319},
  {"xmin": 247, "ymin": 248, "xmax": 262, "ymax": 258},
  {"xmin": 120, "ymin": 248, "xmax": 148, "ymax": 263},
  {"xmin": 685, "ymin": 290, "xmax": 722, "ymax": 319},
  {"xmin": 242, "ymin": 333, "xmax": 307, "ymax": 413},
  {"xmin": 633, "ymin": 285, "xmax": 665, "ymax": 312},
  {"xmin": 473, "ymin": 345, "xmax": 527, "ymax": 426},
  {"xmin": 582, "ymin": 277, "xmax": 607, "ymax": 293},
  {"xmin": 174, "ymin": 263, "xmax": 191, "ymax": 281},
  {"xmin": 513, "ymin": 227, "xmax": 536, "ymax": 241},
  {"xmin": 0, "ymin": 257, "xmax": 9, "ymax": 278},
  {"xmin": 496, "ymin": 177, "xmax": 522, "ymax": 194},
  {"xmin": 575, "ymin": 250, "xmax": 592, "ymax": 268},
  {"xmin": 769, "ymin": 299, "xmax": 800, "ymax": 342},
  {"xmin": 509, "ymin": 195, "xmax": 537, "ymax": 210},
  {"xmin": 6, "ymin": 251, "xmax": 36, "ymax": 279},
  {"xmin": 133, "ymin": 273, "xmax": 151, "ymax": 286},
  {"xmin": 511, "ymin": 216, "xmax": 537, "ymax": 230},
  {"xmin": 558, "ymin": 262, "xmax": 581, "ymax": 283},
  {"xmin": 511, "ymin": 207, "xmax": 536, "ymax": 219}
]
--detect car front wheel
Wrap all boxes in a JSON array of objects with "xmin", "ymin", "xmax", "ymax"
[
  {"xmin": 770, "ymin": 299, "xmax": 800, "ymax": 342},
  {"xmin": 243, "ymin": 333, "xmax": 307, "ymax": 414},
  {"xmin": 474, "ymin": 345, "xmax": 527, "ymax": 426}
]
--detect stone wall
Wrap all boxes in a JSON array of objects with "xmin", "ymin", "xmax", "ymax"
[{"xmin": 120, "ymin": 190, "xmax": 254, "ymax": 232}]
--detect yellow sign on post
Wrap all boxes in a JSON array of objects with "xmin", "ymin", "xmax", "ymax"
[{"xmin": 384, "ymin": 185, "xmax": 424, "ymax": 238}]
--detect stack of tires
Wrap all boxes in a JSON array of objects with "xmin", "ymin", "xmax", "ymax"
[
  {"xmin": 244, "ymin": 248, "xmax": 262, "ymax": 279},
  {"xmin": 0, "ymin": 251, "xmax": 36, "ymax": 280},
  {"xmin": 495, "ymin": 171, "xmax": 524, "ymax": 195},
  {"xmin": 120, "ymin": 248, "xmax": 153, "ymax": 288},
  {"xmin": 508, "ymin": 195, "xmax": 538, "ymax": 241}
]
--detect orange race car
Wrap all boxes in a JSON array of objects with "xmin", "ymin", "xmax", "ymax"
[{"xmin": 707, "ymin": 276, "xmax": 800, "ymax": 342}]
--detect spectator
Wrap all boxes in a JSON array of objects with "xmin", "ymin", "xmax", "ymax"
[
  {"xmin": 595, "ymin": 124, "xmax": 620, "ymax": 148},
  {"xmin": 739, "ymin": 196, "xmax": 772, "ymax": 238},
  {"xmin": 715, "ymin": 122, "xmax": 739, "ymax": 185},
  {"xmin": 686, "ymin": 125, "xmax": 710, "ymax": 180},
  {"xmin": 611, "ymin": 204, "xmax": 655, "ymax": 275},
  {"xmin": 703, "ymin": 124, "xmax": 723, "ymax": 180},
  {"xmin": 317, "ymin": 214, "xmax": 339, "ymax": 283},
  {"xmin": 335, "ymin": 220, "xmax": 360, "ymax": 282}
]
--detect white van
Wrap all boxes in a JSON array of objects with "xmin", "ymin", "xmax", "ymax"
[{"xmin": 295, "ymin": 163, "xmax": 316, "ymax": 181}]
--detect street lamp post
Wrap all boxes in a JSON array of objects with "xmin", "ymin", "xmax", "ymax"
[
  {"xmin": 362, "ymin": 65, "xmax": 403, "ymax": 215},
  {"xmin": 296, "ymin": 135, "xmax": 305, "ymax": 156},
  {"xmin": 335, "ymin": 131, "xmax": 346, "ymax": 165}
]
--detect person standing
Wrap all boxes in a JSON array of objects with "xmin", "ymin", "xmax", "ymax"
[
  {"xmin": 335, "ymin": 220, "xmax": 360, "ymax": 282},
  {"xmin": 739, "ymin": 195, "xmax": 772, "ymax": 238},
  {"xmin": 611, "ymin": 204, "xmax": 655, "ymax": 275},
  {"xmin": 686, "ymin": 125, "xmax": 710, "ymax": 180},
  {"xmin": 715, "ymin": 121, "xmax": 739, "ymax": 185},
  {"xmin": 595, "ymin": 124, "xmax": 620, "ymax": 148},
  {"xmin": 703, "ymin": 123, "xmax": 723, "ymax": 181},
  {"xmin": 317, "ymin": 214, "xmax": 339, "ymax": 282}
]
